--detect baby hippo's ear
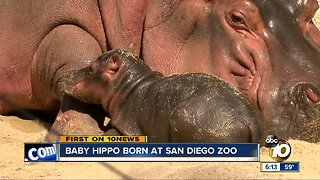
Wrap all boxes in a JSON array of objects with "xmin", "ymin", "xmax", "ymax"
[{"xmin": 103, "ymin": 54, "xmax": 124, "ymax": 80}]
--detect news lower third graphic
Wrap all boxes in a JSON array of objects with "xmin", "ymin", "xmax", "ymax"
[
  {"xmin": 59, "ymin": 143, "xmax": 258, "ymax": 162},
  {"xmin": 24, "ymin": 136, "xmax": 260, "ymax": 162},
  {"xmin": 260, "ymin": 135, "xmax": 300, "ymax": 172},
  {"xmin": 24, "ymin": 135, "xmax": 300, "ymax": 173},
  {"xmin": 265, "ymin": 135, "xmax": 291, "ymax": 162},
  {"xmin": 24, "ymin": 143, "xmax": 57, "ymax": 162},
  {"xmin": 260, "ymin": 162, "xmax": 300, "ymax": 172},
  {"xmin": 59, "ymin": 135, "xmax": 147, "ymax": 143}
]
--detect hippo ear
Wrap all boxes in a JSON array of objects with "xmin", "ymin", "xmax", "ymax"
[
  {"xmin": 225, "ymin": 1, "xmax": 262, "ymax": 39},
  {"xmin": 104, "ymin": 54, "xmax": 124, "ymax": 76}
]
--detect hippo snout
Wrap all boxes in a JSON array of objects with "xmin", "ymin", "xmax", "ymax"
[
  {"xmin": 263, "ymin": 82, "xmax": 320, "ymax": 142},
  {"xmin": 63, "ymin": 69, "xmax": 89, "ymax": 100},
  {"xmin": 292, "ymin": 83, "xmax": 320, "ymax": 107},
  {"xmin": 64, "ymin": 71, "xmax": 79, "ymax": 94},
  {"xmin": 303, "ymin": 86, "xmax": 320, "ymax": 105},
  {"xmin": 275, "ymin": 83, "xmax": 320, "ymax": 142}
]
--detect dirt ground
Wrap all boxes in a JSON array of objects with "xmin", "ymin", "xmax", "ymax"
[{"xmin": 1, "ymin": 115, "xmax": 320, "ymax": 179}]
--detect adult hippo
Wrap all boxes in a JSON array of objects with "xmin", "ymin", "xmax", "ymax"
[
  {"xmin": 0, "ymin": 0, "xmax": 320, "ymax": 142},
  {"xmin": 63, "ymin": 49, "xmax": 261, "ymax": 143}
]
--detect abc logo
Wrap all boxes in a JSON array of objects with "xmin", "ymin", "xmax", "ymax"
[{"xmin": 266, "ymin": 135, "xmax": 291, "ymax": 162}]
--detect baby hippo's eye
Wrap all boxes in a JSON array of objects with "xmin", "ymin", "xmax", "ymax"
[{"xmin": 87, "ymin": 64, "xmax": 97, "ymax": 76}]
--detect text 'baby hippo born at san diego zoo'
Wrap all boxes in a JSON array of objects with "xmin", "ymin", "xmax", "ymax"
[
  {"xmin": 57, "ymin": 49, "xmax": 262, "ymax": 143},
  {"xmin": 2, "ymin": 0, "xmax": 320, "ymax": 145}
]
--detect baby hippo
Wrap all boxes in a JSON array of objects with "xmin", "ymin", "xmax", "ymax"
[{"xmin": 65, "ymin": 49, "xmax": 262, "ymax": 143}]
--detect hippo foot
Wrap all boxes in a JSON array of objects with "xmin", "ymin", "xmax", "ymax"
[
  {"xmin": 45, "ymin": 110, "xmax": 103, "ymax": 142},
  {"xmin": 103, "ymin": 128, "xmax": 121, "ymax": 136}
]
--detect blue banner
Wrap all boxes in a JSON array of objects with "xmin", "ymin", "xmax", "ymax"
[
  {"xmin": 59, "ymin": 143, "xmax": 258, "ymax": 158},
  {"xmin": 280, "ymin": 162, "xmax": 299, "ymax": 171}
]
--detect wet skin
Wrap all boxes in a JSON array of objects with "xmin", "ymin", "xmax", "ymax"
[
  {"xmin": 142, "ymin": 0, "xmax": 320, "ymax": 142},
  {"xmin": 65, "ymin": 49, "xmax": 262, "ymax": 143}
]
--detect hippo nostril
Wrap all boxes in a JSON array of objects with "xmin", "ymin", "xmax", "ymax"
[{"xmin": 304, "ymin": 88, "xmax": 319, "ymax": 103}]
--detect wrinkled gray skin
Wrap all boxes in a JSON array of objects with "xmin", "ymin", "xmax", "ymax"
[
  {"xmin": 250, "ymin": 0, "xmax": 320, "ymax": 141},
  {"xmin": 66, "ymin": 49, "xmax": 261, "ymax": 143},
  {"xmin": 1, "ymin": 0, "xmax": 320, "ymax": 143}
]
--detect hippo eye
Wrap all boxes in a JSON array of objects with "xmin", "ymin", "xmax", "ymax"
[
  {"xmin": 231, "ymin": 14, "xmax": 245, "ymax": 25},
  {"xmin": 227, "ymin": 12, "xmax": 249, "ymax": 30},
  {"xmin": 87, "ymin": 65, "xmax": 97, "ymax": 76}
]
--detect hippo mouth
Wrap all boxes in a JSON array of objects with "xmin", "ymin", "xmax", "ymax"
[
  {"xmin": 64, "ymin": 70, "xmax": 81, "ymax": 95},
  {"xmin": 63, "ymin": 69, "xmax": 93, "ymax": 103}
]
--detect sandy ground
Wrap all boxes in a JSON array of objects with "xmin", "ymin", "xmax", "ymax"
[{"xmin": 1, "ymin": 115, "xmax": 320, "ymax": 179}]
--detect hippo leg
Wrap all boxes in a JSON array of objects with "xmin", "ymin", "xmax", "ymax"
[
  {"xmin": 103, "ymin": 128, "xmax": 121, "ymax": 136},
  {"xmin": 31, "ymin": 25, "xmax": 106, "ymax": 139}
]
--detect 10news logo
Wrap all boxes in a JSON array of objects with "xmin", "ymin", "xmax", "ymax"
[{"xmin": 265, "ymin": 135, "xmax": 291, "ymax": 162}]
